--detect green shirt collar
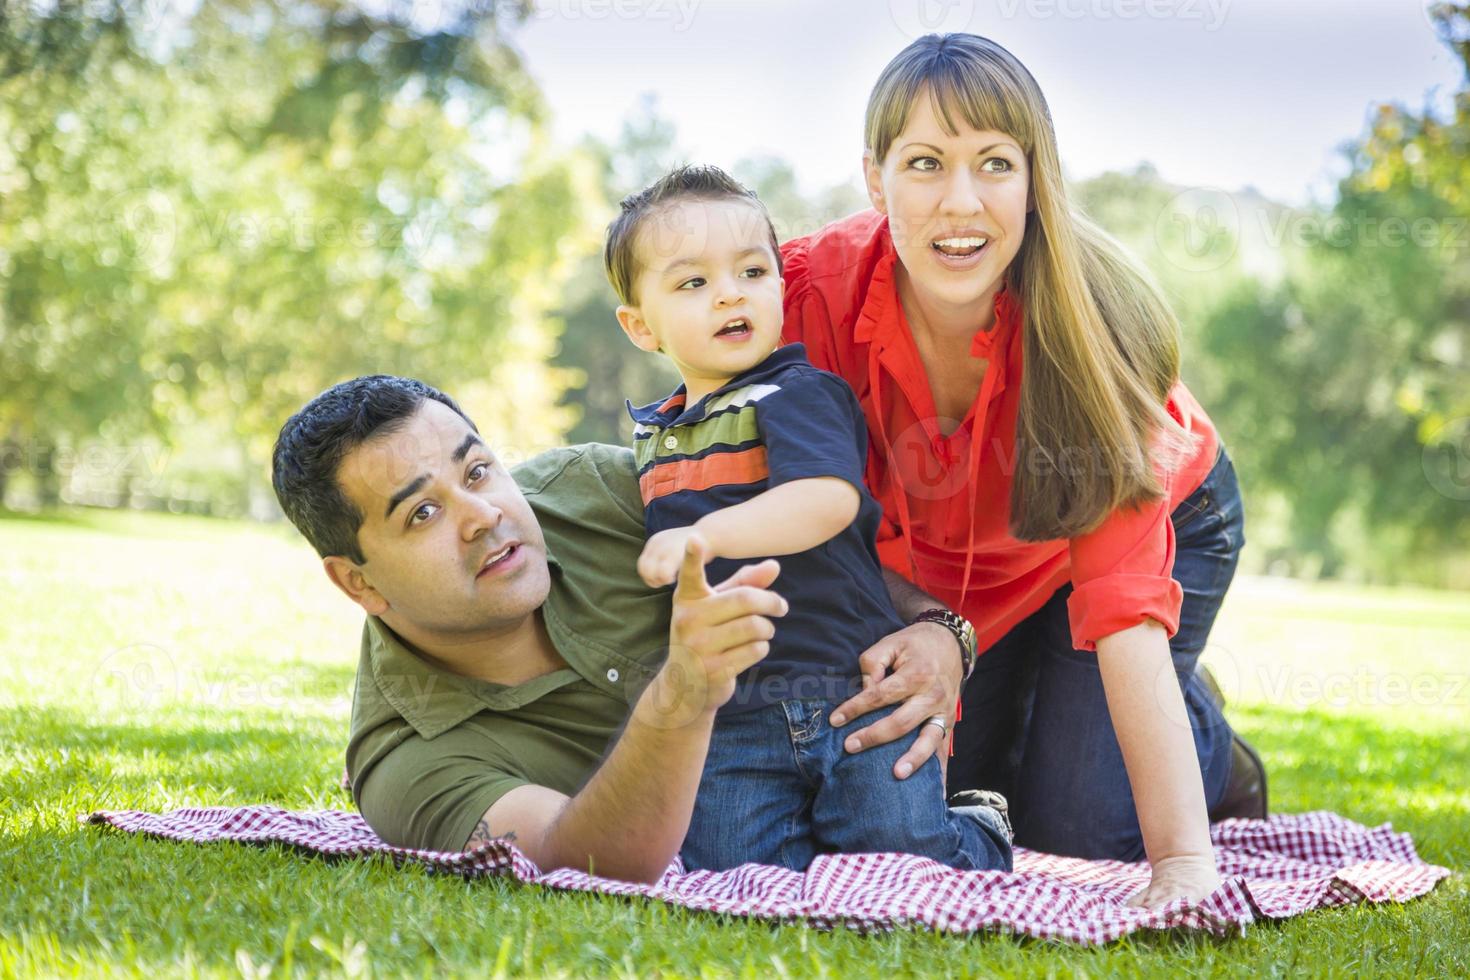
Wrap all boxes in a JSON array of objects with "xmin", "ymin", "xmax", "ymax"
[{"xmin": 361, "ymin": 607, "xmax": 584, "ymax": 741}]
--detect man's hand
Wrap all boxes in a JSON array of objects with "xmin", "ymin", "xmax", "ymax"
[
  {"xmin": 827, "ymin": 621, "xmax": 963, "ymax": 779},
  {"xmin": 639, "ymin": 533, "xmax": 786, "ymax": 726},
  {"xmin": 638, "ymin": 526, "xmax": 700, "ymax": 588},
  {"xmin": 465, "ymin": 537, "xmax": 787, "ymax": 883},
  {"xmin": 1127, "ymin": 853, "xmax": 1222, "ymax": 908}
]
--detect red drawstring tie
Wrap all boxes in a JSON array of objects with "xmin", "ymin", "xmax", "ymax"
[{"xmin": 868, "ymin": 287, "xmax": 1012, "ymax": 752}]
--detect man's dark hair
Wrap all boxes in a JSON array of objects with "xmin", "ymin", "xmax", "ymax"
[
  {"xmin": 271, "ymin": 375, "xmax": 476, "ymax": 564},
  {"xmin": 602, "ymin": 163, "xmax": 783, "ymax": 306}
]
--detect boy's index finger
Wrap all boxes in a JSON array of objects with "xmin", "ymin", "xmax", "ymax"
[{"xmin": 672, "ymin": 532, "xmax": 713, "ymax": 602}]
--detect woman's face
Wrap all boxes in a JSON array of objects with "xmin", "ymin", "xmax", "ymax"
[{"xmin": 865, "ymin": 93, "xmax": 1031, "ymax": 316}]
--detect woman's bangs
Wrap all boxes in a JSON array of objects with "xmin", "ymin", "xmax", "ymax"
[{"xmin": 925, "ymin": 62, "xmax": 1034, "ymax": 155}]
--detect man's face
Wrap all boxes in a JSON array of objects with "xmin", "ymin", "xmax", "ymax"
[{"xmin": 331, "ymin": 400, "xmax": 551, "ymax": 642}]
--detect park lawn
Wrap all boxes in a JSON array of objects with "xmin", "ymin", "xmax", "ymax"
[{"xmin": 0, "ymin": 509, "xmax": 1466, "ymax": 978}]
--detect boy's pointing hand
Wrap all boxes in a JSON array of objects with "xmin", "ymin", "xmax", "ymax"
[
  {"xmin": 640, "ymin": 533, "xmax": 787, "ymax": 726},
  {"xmin": 638, "ymin": 526, "xmax": 702, "ymax": 588}
]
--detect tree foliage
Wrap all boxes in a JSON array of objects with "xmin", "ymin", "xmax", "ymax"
[
  {"xmin": 0, "ymin": 0, "xmax": 582, "ymax": 510},
  {"xmin": 2, "ymin": 2, "xmax": 1465, "ymax": 584}
]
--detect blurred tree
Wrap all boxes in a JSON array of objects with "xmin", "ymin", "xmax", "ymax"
[
  {"xmin": 550, "ymin": 99, "xmax": 685, "ymax": 447},
  {"xmin": 1266, "ymin": 0, "xmax": 1470, "ymax": 581},
  {"xmin": 0, "ymin": 0, "xmax": 581, "ymax": 512},
  {"xmin": 1073, "ymin": 5, "xmax": 1470, "ymax": 584}
]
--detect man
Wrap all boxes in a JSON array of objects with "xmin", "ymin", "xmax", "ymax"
[{"xmin": 271, "ymin": 375, "xmax": 970, "ymax": 882}]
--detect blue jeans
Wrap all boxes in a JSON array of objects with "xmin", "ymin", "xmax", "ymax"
[
  {"xmin": 682, "ymin": 699, "xmax": 1014, "ymax": 873},
  {"xmin": 947, "ymin": 447, "xmax": 1246, "ymax": 861}
]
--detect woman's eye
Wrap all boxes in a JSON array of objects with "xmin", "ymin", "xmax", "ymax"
[
  {"xmin": 409, "ymin": 502, "xmax": 437, "ymax": 526},
  {"xmin": 908, "ymin": 156, "xmax": 940, "ymax": 172},
  {"xmin": 469, "ymin": 462, "xmax": 490, "ymax": 482},
  {"xmin": 982, "ymin": 157, "xmax": 1014, "ymax": 173},
  {"xmin": 677, "ymin": 277, "xmax": 706, "ymax": 290}
]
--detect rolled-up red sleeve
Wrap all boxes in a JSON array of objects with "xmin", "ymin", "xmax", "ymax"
[{"xmin": 1066, "ymin": 492, "xmax": 1182, "ymax": 651}]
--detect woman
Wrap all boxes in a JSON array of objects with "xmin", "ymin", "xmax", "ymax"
[{"xmin": 780, "ymin": 33, "xmax": 1263, "ymax": 906}]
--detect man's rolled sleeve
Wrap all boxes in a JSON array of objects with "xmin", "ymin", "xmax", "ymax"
[
  {"xmin": 354, "ymin": 727, "xmax": 527, "ymax": 852},
  {"xmin": 755, "ymin": 371, "xmax": 868, "ymax": 490},
  {"xmin": 1065, "ymin": 493, "xmax": 1183, "ymax": 652}
]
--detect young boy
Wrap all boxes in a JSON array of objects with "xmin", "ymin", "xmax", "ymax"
[{"xmin": 603, "ymin": 165, "xmax": 1012, "ymax": 874}]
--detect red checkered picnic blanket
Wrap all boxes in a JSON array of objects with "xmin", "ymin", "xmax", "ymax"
[{"xmin": 84, "ymin": 806, "xmax": 1451, "ymax": 944}]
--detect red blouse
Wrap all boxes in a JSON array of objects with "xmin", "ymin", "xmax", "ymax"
[{"xmin": 780, "ymin": 210, "xmax": 1220, "ymax": 653}]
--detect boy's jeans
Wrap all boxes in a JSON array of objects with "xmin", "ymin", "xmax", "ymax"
[{"xmin": 681, "ymin": 699, "xmax": 1014, "ymax": 873}]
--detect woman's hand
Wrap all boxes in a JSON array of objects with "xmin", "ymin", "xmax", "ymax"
[
  {"xmin": 1127, "ymin": 853, "xmax": 1223, "ymax": 908},
  {"xmin": 827, "ymin": 621, "xmax": 963, "ymax": 779}
]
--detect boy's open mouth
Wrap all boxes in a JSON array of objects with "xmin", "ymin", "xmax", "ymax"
[{"xmin": 715, "ymin": 317, "xmax": 752, "ymax": 339}]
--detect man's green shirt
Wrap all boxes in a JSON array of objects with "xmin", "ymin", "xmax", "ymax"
[{"xmin": 345, "ymin": 444, "xmax": 671, "ymax": 852}]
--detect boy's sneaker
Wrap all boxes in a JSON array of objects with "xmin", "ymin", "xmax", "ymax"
[
  {"xmin": 1196, "ymin": 664, "xmax": 1269, "ymax": 822},
  {"xmin": 947, "ymin": 789, "xmax": 1013, "ymax": 844}
]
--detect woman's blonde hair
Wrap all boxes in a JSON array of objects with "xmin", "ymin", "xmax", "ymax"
[{"xmin": 867, "ymin": 33, "xmax": 1194, "ymax": 540}]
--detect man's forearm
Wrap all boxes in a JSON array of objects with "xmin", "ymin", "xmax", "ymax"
[
  {"xmin": 882, "ymin": 567, "xmax": 948, "ymax": 621},
  {"xmin": 535, "ymin": 676, "xmax": 715, "ymax": 882}
]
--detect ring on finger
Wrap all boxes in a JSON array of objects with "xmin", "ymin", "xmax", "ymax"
[{"xmin": 921, "ymin": 714, "xmax": 948, "ymax": 737}]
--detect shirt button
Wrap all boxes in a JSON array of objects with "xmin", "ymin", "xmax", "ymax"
[
  {"xmin": 663, "ymin": 435, "xmax": 678, "ymax": 451},
  {"xmin": 606, "ymin": 668, "xmax": 620, "ymax": 683}
]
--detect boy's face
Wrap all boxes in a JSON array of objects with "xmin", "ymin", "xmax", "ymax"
[{"xmin": 617, "ymin": 198, "xmax": 785, "ymax": 396}]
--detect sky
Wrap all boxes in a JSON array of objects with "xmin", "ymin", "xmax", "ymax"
[{"xmin": 510, "ymin": 0, "xmax": 1464, "ymax": 205}]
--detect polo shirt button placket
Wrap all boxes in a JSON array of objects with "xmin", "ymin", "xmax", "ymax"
[{"xmin": 663, "ymin": 435, "xmax": 678, "ymax": 451}]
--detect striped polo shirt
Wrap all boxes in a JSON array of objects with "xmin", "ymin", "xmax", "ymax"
[{"xmin": 627, "ymin": 343, "xmax": 906, "ymax": 714}]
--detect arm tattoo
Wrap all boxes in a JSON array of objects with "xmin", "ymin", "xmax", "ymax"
[{"xmin": 464, "ymin": 816, "xmax": 514, "ymax": 852}]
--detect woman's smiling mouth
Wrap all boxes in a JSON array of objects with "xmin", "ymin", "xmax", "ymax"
[
  {"xmin": 932, "ymin": 235, "xmax": 989, "ymax": 256},
  {"xmin": 928, "ymin": 233, "xmax": 993, "ymax": 270}
]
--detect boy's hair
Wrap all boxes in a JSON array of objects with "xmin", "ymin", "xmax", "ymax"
[
  {"xmin": 271, "ymin": 375, "xmax": 476, "ymax": 564},
  {"xmin": 603, "ymin": 164, "xmax": 783, "ymax": 306}
]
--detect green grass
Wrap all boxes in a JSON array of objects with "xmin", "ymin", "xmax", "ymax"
[{"xmin": 1, "ymin": 509, "xmax": 1466, "ymax": 978}]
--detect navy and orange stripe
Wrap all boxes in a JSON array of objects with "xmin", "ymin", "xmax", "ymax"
[{"xmin": 632, "ymin": 382, "xmax": 781, "ymax": 504}]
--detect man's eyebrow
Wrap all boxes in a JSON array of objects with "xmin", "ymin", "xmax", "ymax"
[
  {"xmin": 451, "ymin": 432, "xmax": 485, "ymax": 464},
  {"xmin": 383, "ymin": 433, "xmax": 487, "ymax": 521},
  {"xmin": 385, "ymin": 475, "xmax": 429, "ymax": 521}
]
